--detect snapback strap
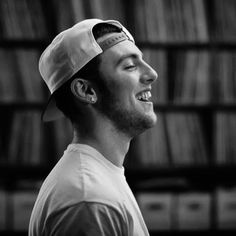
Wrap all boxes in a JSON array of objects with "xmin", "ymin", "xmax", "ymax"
[{"xmin": 98, "ymin": 31, "xmax": 132, "ymax": 51}]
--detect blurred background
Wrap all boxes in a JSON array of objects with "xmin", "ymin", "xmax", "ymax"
[{"xmin": 0, "ymin": 0, "xmax": 236, "ymax": 235}]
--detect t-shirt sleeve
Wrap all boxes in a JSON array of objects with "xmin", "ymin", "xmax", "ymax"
[{"xmin": 43, "ymin": 202, "xmax": 130, "ymax": 236}]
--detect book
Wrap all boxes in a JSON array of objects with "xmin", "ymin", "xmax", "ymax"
[
  {"xmin": 211, "ymin": 52, "xmax": 236, "ymax": 104},
  {"xmin": 166, "ymin": 113, "xmax": 208, "ymax": 166},
  {"xmin": 8, "ymin": 112, "xmax": 27, "ymax": 165},
  {"xmin": 172, "ymin": 51, "xmax": 236, "ymax": 104},
  {"xmin": 172, "ymin": 51, "xmax": 211, "ymax": 104},
  {"xmin": 52, "ymin": 0, "xmax": 86, "ymax": 32},
  {"xmin": 132, "ymin": 0, "xmax": 148, "ymax": 42},
  {"xmin": 53, "ymin": 0, "xmax": 126, "ymax": 33},
  {"xmin": 210, "ymin": 0, "xmax": 236, "ymax": 42},
  {"xmin": 145, "ymin": 0, "xmax": 167, "ymax": 42},
  {"xmin": 0, "ymin": 0, "xmax": 47, "ymax": 39},
  {"xmin": 88, "ymin": 0, "xmax": 126, "ymax": 25},
  {"xmin": 192, "ymin": 0, "xmax": 208, "ymax": 42},
  {"xmin": 7, "ymin": 111, "xmax": 47, "ymax": 166},
  {"xmin": 134, "ymin": 0, "xmax": 208, "ymax": 43},
  {"xmin": 0, "ymin": 49, "xmax": 46, "ymax": 103},
  {"xmin": 16, "ymin": 49, "xmax": 46, "ymax": 102},
  {"xmin": 0, "ymin": 49, "xmax": 23, "ymax": 102},
  {"xmin": 215, "ymin": 113, "xmax": 236, "ymax": 165},
  {"xmin": 131, "ymin": 113, "xmax": 169, "ymax": 167}
]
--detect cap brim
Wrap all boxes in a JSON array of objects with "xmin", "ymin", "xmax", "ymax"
[{"xmin": 41, "ymin": 95, "xmax": 64, "ymax": 122}]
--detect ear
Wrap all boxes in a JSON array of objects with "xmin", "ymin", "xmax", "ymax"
[{"xmin": 70, "ymin": 78, "xmax": 97, "ymax": 104}]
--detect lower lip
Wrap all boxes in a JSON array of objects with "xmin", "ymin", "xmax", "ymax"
[{"xmin": 138, "ymin": 100, "xmax": 153, "ymax": 105}]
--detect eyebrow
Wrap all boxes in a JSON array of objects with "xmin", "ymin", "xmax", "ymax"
[{"xmin": 116, "ymin": 52, "xmax": 143, "ymax": 66}]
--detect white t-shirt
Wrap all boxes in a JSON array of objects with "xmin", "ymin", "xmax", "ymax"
[{"xmin": 29, "ymin": 143, "xmax": 149, "ymax": 236}]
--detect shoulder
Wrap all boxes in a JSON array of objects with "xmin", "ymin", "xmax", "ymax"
[
  {"xmin": 44, "ymin": 201, "xmax": 130, "ymax": 236},
  {"xmin": 38, "ymin": 145, "xmax": 125, "ymax": 211}
]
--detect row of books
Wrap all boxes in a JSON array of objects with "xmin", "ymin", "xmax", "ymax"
[
  {"xmin": 120, "ymin": 49, "xmax": 236, "ymax": 105},
  {"xmin": 131, "ymin": 113, "xmax": 207, "ymax": 167},
  {"xmin": 133, "ymin": 0, "xmax": 208, "ymax": 42},
  {"xmin": 52, "ymin": 0, "xmax": 126, "ymax": 32},
  {"xmin": 137, "ymin": 187, "xmax": 236, "ymax": 231},
  {"xmin": 0, "ymin": 0, "xmax": 47, "ymax": 39},
  {"xmin": 1, "ymin": 111, "xmax": 236, "ymax": 167},
  {"xmin": 210, "ymin": 0, "xmax": 236, "ymax": 42},
  {"xmin": 1, "ymin": 48, "xmax": 235, "ymax": 105},
  {"xmin": 146, "ymin": 0, "xmax": 235, "ymax": 42},
  {"xmin": 129, "ymin": 112, "xmax": 236, "ymax": 167},
  {"xmin": 171, "ymin": 51, "xmax": 236, "ymax": 104},
  {"xmin": 142, "ymin": 49, "xmax": 236, "ymax": 104},
  {"xmin": 0, "ymin": 49, "xmax": 46, "ymax": 103},
  {"xmin": 0, "ymin": 111, "xmax": 72, "ymax": 166},
  {"xmin": 132, "ymin": 0, "xmax": 236, "ymax": 42},
  {"xmin": 215, "ymin": 113, "xmax": 236, "ymax": 165},
  {"xmin": 0, "ymin": 182, "xmax": 235, "ymax": 231},
  {"xmin": 53, "ymin": 0, "xmax": 236, "ymax": 43},
  {"xmin": 1, "ymin": 0, "xmax": 234, "ymax": 43}
]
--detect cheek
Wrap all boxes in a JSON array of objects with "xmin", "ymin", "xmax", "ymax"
[{"xmin": 103, "ymin": 70, "xmax": 138, "ymax": 102}]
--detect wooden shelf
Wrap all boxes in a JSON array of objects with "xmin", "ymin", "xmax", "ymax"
[
  {"xmin": 0, "ymin": 164, "xmax": 235, "ymax": 191},
  {"xmin": 154, "ymin": 104, "xmax": 236, "ymax": 112},
  {"xmin": 1, "ymin": 39, "xmax": 236, "ymax": 50},
  {"xmin": 0, "ymin": 39, "xmax": 49, "ymax": 49},
  {"xmin": 0, "ymin": 231, "xmax": 27, "ymax": 236},
  {"xmin": 137, "ymin": 41, "xmax": 236, "ymax": 50},
  {"xmin": 126, "ymin": 165, "xmax": 236, "ymax": 192},
  {"xmin": 0, "ymin": 102, "xmax": 45, "ymax": 111},
  {"xmin": 0, "ymin": 165, "xmax": 52, "ymax": 181},
  {"xmin": 1, "ymin": 229, "xmax": 235, "ymax": 236},
  {"xmin": 0, "ymin": 102, "xmax": 236, "ymax": 112},
  {"xmin": 149, "ymin": 229, "xmax": 236, "ymax": 236}
]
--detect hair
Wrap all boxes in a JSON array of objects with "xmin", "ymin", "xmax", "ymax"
[{"xmin": 54, "ymin": 23, "xmax": 121, "ymax": 123}]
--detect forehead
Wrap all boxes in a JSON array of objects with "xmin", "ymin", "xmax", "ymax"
[{"xmin": 99, "ymin": 40, "xmax": 142, "ymax": 65}]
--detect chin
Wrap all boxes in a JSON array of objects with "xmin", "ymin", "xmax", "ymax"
[
  {"xmin": 122, "ymin": 110, "xmax": 158, "ymax": 138},
  {"xmin": 138, "ymin": 112, "xmax": 157, "ymax": 132},
  {"xmin": 147, "ymin": 110, "xmax": 157, "ymax": 125}
]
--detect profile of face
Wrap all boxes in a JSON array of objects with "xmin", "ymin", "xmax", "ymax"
[{"xmin": 95, "ymin": 38, "xmax": 158, "ymax": 137}]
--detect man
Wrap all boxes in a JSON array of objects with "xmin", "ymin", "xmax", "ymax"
[{"xmin": 29, "ymin": 19, "xmax": 157, "ymax": 236}]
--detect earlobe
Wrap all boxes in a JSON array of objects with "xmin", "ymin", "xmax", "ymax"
[
  {"xmin": 71, "ymin": 78, "xmax": 97, "ymax": 104},
  {"xmin": 89, "ymin": 96, "xmax": 96, "ymax": 103}
]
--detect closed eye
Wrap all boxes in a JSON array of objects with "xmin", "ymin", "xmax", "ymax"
[{"xmin": 124, "ymin": 64, "xmax": 136, "ymax": 70}]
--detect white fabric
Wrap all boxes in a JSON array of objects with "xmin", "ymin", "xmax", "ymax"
[{"xmin": 29, "ymin": 144, "xmax": 149, "ymax": 236}]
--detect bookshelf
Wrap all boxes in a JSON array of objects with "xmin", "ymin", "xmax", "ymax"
[{"xmin": 0, "ymin": 0, "xmax": 236, "ymax": 235}]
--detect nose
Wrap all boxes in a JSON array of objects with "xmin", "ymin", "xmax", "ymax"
[{"xmin": 140, "ymin": 62, "xmax": 158, "ymax": 85}]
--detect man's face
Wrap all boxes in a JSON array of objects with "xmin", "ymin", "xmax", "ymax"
[{"xmin": 95, "ymin": 40, "xmax": 158, "ymax": 137}]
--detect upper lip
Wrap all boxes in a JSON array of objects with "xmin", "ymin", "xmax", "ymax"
[{"xmin": 135, "ymin": 87, "xmax": 152, "ymax": 97}]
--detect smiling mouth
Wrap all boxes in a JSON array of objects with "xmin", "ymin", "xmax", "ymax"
[{"xmin": 136, "ymin": 91, "xmax": 152, "ymax": 102}]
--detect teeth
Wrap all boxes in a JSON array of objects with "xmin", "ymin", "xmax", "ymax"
[{"xmin": 137, "ymin": 91, "xmax": 152, "ymax": 101}]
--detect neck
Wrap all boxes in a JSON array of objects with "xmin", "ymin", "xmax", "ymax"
[{"xmin": 72, "ymin": 118, "xmax": 131, "ymax": 167}]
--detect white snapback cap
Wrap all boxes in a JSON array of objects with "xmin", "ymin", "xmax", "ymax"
[{"xmin": 39, "ymin": 19, "xmax": 134, "ymax": 121}]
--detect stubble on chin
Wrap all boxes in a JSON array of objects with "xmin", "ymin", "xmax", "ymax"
[
  {"xmin": 100, "ymin": 98, "xmax": 157, "ymax": 138},
  {"xmin": 94, "ymin": 77, "xmax": 157, "ymax": 137}
]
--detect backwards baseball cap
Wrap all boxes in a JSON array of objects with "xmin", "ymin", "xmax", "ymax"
[{"xmin": 39, "ymin": 19, "xmax": 134, "ymax": 122}]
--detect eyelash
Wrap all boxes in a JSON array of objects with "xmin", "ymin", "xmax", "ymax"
[{"xmin": 125, "ymin": 64, "xmax": 136, "ymax": 70}]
